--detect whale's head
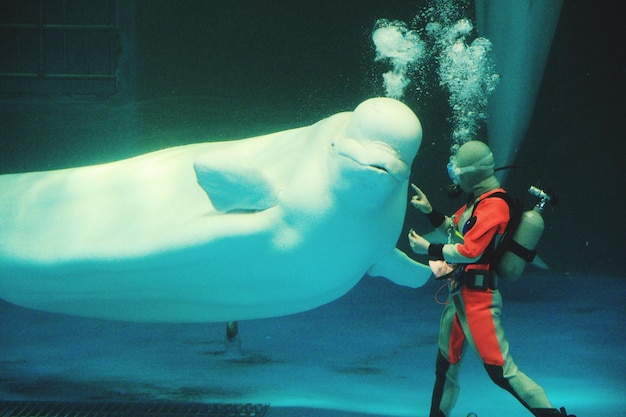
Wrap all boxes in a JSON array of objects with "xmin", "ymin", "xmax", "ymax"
[{"xmin": 331, "ymin": 97, "xmax": 422, "ymax": 209}]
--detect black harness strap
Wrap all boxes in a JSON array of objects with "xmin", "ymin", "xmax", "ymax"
[{"xmin": 470, "ymin": 191, "xmax": 523, "ymax": 269}]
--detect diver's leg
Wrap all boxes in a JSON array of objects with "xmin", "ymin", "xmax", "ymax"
[
  {"xmin": 460, "ymin": 288, "xmax": 573, "ymax": 416},
  {"xmin": 483, "ymin": 364, "xmax": 577, "ymax": 417},
  {"xmin": 484, "ymin": 361, "xmax": 553, "ymax": 412},
  {"xmin": 430, "ymin": 350, "xmax": 462, "ymax": 417},
  {"xmin": 429, "ymin": 299, "xmax": 465, "ymax": 417},
  {"xmin": 527, "ymin": 408, "xmax": 576, "ymax": 417}
]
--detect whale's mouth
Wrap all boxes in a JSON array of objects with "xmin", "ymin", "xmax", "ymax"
[
  {"xmin": 369, "ymin": 164, "xmax": 390, "ymax": 174},
  {"xmin": 338, "ymin": 152, "xmax": 390, "ymax": 174},
  {"xmin": 334, "ymin": 139, "xmax": 409, "ymax": 181}
]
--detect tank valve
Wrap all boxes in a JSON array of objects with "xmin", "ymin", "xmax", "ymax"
[{"xmin": 528, "ymin": 186, "xmax": 553, "ymax": 211}]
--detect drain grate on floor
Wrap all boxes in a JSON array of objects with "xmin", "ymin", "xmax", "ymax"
[{"xmin": 0, "ymin": 401, "xmax": 270, "ymax": 417}]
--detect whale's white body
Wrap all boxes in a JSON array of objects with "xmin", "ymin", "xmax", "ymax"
[{"xmin": 0, "ymin": 98, "xmax": 431, "ymax": 322}]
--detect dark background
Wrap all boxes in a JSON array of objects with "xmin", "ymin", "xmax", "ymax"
[{"xmin": 1, "ymin": 0, "xmax": 623, "ymax": 277}]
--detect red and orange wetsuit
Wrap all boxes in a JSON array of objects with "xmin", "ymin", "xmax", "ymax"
[{"xmin": 430, "ymin": 188, "xmax": 555, "ymax": 417}]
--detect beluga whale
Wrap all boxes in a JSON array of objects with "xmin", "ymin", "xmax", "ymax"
[{"xmin": 0, "ymin": 97, "xmax": 431, "ymax": 323}]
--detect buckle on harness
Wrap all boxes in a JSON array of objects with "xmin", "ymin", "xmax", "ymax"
[{"xmin": 465, "ymin": 270, "xmax": 498, "ymax": 291}]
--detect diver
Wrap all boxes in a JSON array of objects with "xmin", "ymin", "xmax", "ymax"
[{"xmin": 407, "ymin": 141, "xmax": 575, "ymax": 417}]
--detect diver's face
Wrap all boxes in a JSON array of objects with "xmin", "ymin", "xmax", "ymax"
[
  {"xmin": 447, "ymin": 153, "xmax": 494, "ymax": 192},
  {"xmin": 447, "ymin": 157, "xmax": 474, "ymax": 190},
  {"xmin": 447, "ymin": 158, "xmax": 462, "ymax": 185},
  {"xmin": 457, "ymin": 172, "xmax": 476, "ymax": 193}
]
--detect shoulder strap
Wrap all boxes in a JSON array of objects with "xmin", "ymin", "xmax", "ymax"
[
  {"xmin": 473, "ymin": 191, "xmax": 519, "ymax": 231},
  {"xmin": 492, "ymin": 191, "xmax": 522, "ymax": 234},
  {"xmin": 472, "ymin": 191, "xmax": 523, "ymax": 268}
]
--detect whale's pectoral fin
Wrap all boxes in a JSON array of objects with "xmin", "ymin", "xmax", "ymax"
[
  {"xmin": 367, "ymin": 248, "xmax": 431, "ymax": 288},
  {"xmin": 193, "ymin": 149, "xmax": 279, "ymax": 212}
]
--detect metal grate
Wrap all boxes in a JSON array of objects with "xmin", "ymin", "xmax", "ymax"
[
  {"xmin": 0, "ymin": 401, "xmax": 270, "ymax": 417},
  {"xmin": 0, "ymin": 0, "xmax": 119, "ymax": 95}
]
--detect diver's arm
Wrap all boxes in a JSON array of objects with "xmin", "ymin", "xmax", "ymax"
[
  {"xmin": 440, "ymin": 243, "xmax": 481, "ymax": 263},
  {"xmin": 410, "ymin": 184, "xmax": 455, "ymax": 234},
  {"xmin": 431, "ymin": 213, "xmax": 455, "ymax": 236},
  {"xmin": 408, "ymin": 230, "xmax": 481, "ymax": 264}
]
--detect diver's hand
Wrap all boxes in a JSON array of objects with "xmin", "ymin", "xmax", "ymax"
[
  {"xmin": 410, "ymin": 184, "xmax": 433, "ymax": 214},
  {"xmin": 408, "ymin": 229, "xmax": 430, "ymax": 255}
]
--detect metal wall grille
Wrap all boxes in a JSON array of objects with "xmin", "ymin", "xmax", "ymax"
[{"xmin": 0, "ymin": 0, "xmax": 119, "ymax": 95}]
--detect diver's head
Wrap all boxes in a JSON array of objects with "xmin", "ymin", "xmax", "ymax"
[{"xmin": 447, "ymin": 141, "xmax": 496, "ymax": 193}]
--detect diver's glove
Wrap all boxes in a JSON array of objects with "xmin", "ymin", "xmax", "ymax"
[
  {"xmin": 408, "ymin": 229, "xmax": 430, "ymax": 255},
  {"xmin": 429, "ymin": 260, "xmax": 458, "ymax": 281},
  {"xmin": 411, "ymin": 184, "xmax": 447, "ymax": 228}
]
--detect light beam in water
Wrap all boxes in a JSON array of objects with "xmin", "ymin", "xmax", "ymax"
[{"xmin": 474, "ymin": 0, "xmax": 564, "ymax": 178}]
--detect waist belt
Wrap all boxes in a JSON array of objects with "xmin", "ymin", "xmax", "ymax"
[{"xmin": 464, "ymin": 270, "xmax": 498, "ymax": 291}]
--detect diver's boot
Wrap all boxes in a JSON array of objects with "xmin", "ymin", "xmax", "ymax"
[{"xmin": 531, "ymin": 407, "xmax": 576, "ymax": 417}]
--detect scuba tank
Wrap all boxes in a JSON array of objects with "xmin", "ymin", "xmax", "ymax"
[{"xmin": 496, "ymin": 186, "xmax": 552, "ymax": 281}]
